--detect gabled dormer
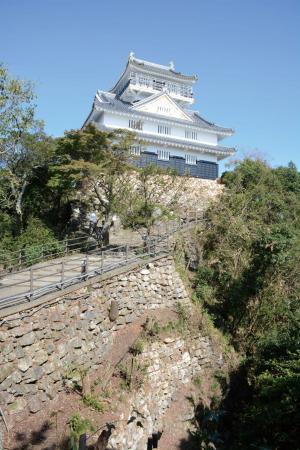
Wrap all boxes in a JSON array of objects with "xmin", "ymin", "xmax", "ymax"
[
  {"xmin": 110, "ymin": 52, "xmax": 197, "ymax": 105},
  {"xmin": 132, "ymin": 92, "xmax": 193, "ymax": 121}
]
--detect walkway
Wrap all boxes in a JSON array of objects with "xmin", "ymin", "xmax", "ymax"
[{"xmin": 0, "ymin": 216, "xmax": 200, "ymax": 311}]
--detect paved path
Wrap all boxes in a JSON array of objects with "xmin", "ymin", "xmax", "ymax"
[
  {"xmin": 0, "ymin": 248, "xmax": 139, "ymax": 307},
  {"xmin": 0, "ymin": 219, "xmax": 197, "ymax": 309}
]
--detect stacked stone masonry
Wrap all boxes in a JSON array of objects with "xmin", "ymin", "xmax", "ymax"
[
  {"xmin": 108, "ymin": 335, "xmax": 223, "ymax": 450},
  {"xmin": 0, "ymin": 256, "xmax": 223, "ymax": 449}
]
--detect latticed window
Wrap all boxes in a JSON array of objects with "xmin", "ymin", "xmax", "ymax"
[
  {"xmin": 168, "ymin": 83, "xmax": 178, "ymax": 94},
  {"xmin": 185, "ymin": 154, "xmax": 197, "ymax": 165},
  {"xmin": 138, "ymin": 76, "xmax": 150, "ymax": 87},
  {"xmin": 185, "ymin": 130, "xmax": 198, "ymax": 140},
  {"xmin": 130, "ymin": 146, "xmax": 142, "ymax": 156},
  {"xmin": 158, "ymin": 125, "xmax": 171, "ymax": 135},
  {"xmin": 129, "ymin": 119, "xmax": 143, "ymax": 130},
  {"xmin": 157, "ymin": 150, "xmax": 170, "ymax": 161}
]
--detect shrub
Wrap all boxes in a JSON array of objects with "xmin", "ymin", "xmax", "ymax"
[
  {"xmin": 68, "ymin": 413, "xmax": 94, "ymax": 450},
  {"xmin": 82, "ymin": 394, "xmax": 104, "ymax": 412}
]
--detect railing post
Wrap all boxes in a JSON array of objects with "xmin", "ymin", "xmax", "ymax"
[
  {"xmin": 81, "ymin": 255, "xmax": 88, "ymax": 279},
  {"xmin": 30, "ymin": 267, "xmax": 34, "ymax": 297},
  {"xmin": 125, "ymin": 244, "xmax": 129, "ymax": 263},
  {"xmin": 101, "ymin": 250, "xmax": 104, "ymax": 273},
  {"xmin": 85, "ymin": 254, "xmax": 89, "ymax": 274},
  {"xmin": 61, "ymin": 259, "xmax": 64, "ymax": 286},
  {"xmin": 18, "ymin": 250, "xmax": 22, "ymax": 268}
]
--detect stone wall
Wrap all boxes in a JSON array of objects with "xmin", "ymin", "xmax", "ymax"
[
  {"xmin": 108, "ymin": 335, "xmax": 223, "ymax": 450},
  {"xmin": 0, "ymin": 257, "xmax": 190, "ymax": 420},
  {"xmin": 0, "ymin": 256, "xmax": 225, "ymax": 449}
]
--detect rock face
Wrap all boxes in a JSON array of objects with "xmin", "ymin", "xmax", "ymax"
[
  {"xmin": 107, "ymin": 335, "xmax": 223, "ymax": 450},
  {"xmin": 0, "ymin": 256, "xmax": 224, "ymax": 448}
]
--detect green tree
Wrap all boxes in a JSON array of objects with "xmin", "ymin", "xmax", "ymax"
[
  {"xmin": 122, "ymin": 164, "xmax": 184, "ymax": 241},
  {"xmin": 193, "ymin": 158, "xmax": 300, "ymax": 449},
  {"xmin": 52, "ymin": 124, "xmax": 135, "ymax": 243},
  {"xmin": 0, "ymin": 65, "xmax": 55, "ymax": 230},
  {"xmin": 0, "ymin": 64, "xmax": 35, "ymax": 155}
]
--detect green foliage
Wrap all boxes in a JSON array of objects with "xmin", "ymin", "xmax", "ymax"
[
  {"xmin": 16, "ymin": 217, "xmax": 63, "ymax": 265},
  {"xmin": 193, "ymin": 158, "xmax": 300, "ymax": 449},
  {"xmin": 121, "ymin": 164, "xmax": 183, "ymax": 238},
  {"xmin": 130, "ymin": 339, "xmax": 145, "ymax": 356},
  {"xmin": 0, "ymin": 217, "xmax": 62, "ymax": 268},
  {"xmin": 119, "ymin": 357, "xmax": 148, "ymax": 391},
  {"xmin": 196, "ymin": 158, "xmax": 300, "ymax": 351},
  {"xmin": 52, "ymin": 124, "xmax": 136, "ymax": 243},
  {"xmin": 82, "ymin": 394, "xmax": 104, "ymax": 412},
  {"xmin": 0, "ymin": 63, "xmax": 36, "ymax": 152},
  {"xmin": 68, "ymin": 413, "xmax": 94, "ymax": 450}
]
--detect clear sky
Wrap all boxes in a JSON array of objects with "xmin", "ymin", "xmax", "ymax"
[{"xmin": 1, "ymin": 0, "xmax": 299, "ymax": 172}]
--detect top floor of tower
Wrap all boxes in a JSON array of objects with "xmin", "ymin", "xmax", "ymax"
[{"xmin": 110, "ymin": 52, "xmax": 197, "ymax": 105}]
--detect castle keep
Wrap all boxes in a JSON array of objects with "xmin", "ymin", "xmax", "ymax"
[{"xmin": 84, "ymin": 53, "xmax": 235, "ymax": 180}]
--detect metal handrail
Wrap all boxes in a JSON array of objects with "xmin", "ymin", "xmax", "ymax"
[
  {"xmin": 0, "ymin": 214, "xmax": 202, "ymax": 310},
  {"xmin": 0, "ymin": 242, "xmax": 168, "ymax": 309}
]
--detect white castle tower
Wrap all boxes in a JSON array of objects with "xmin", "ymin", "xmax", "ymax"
[{"xmin": 83, "ymin": 53, "xmax": 235, "ymax": 179}]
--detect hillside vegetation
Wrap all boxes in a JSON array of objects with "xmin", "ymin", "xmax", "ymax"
[{"xmin": 193, "ymin": 159, "xmax": 300, "ymax": 450}]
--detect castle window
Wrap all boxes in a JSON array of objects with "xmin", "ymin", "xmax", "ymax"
[
  {"xmin": 185, "ymin": 130, "xmax": 198, "ymax": 140},
  {"xmin": 157, "ymin": 150, "xmax": 170, "ymax": 161},
  {"xmin": 158, "ymin": 125, "xmax": 171, "ymax": 135},
  {"xmin": 129, "ymin": 119, "xmax": 143, "ymax": 130},
  {"xmin": 138, "ymin": 75, "xmax": 150, "ymax": 87},
  {"xmin": 153, "ymin": 79, "xmax": 165, "ymax": 91},
  {"xmin": 168, "ymin": 83, "xmax": 178, "ymax": 94},
  {"xmin": 130, "ymin": 146, "xmax": 141, "ymax": 156},
  {"xmin": 185, "ymin": 154, "xmax": 197, "ymax": 165}
]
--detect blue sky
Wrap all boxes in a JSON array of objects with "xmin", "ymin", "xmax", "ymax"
[{"xmin": 1, "ymin": 0, "xmax": 299, "ymax": 172}]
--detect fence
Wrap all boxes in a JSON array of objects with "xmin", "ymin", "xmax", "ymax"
[
  {"xmin": 0, "ymin": 212, "xmax": 202, "ymax": 311},
  {"xmin": 0, "ymin": 234, "xmax": 99, "ymax": 276}
]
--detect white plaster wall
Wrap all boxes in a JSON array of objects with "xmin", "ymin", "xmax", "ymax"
[{"xmin": 99, "ymin": 112, "xmax": 218, "ymax": 146}]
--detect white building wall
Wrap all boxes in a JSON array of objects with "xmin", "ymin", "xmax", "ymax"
[{"xmin": 99, "ymin": 112, "xmax": 218, "ymax": 147}]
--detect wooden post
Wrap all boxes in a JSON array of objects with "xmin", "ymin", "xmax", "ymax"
[
  {"xmin": 79, "ymin": 433, "xmax": 86, "ymax": 450},
  {"xmin": 18, "ymin": 250, "xmax": 22, "ymax": 268},
  {"xmin": 125, "ymin": 244, "xmax": 129, "ymax": 263},
  {"xmin": 30, "ymin": 267, "xmax": 33, "ymax": 297}
]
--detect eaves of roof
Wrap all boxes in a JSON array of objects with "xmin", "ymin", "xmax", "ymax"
[
  {"xmin": 129, "ymin": 60, "xmax": 197, "ymax": 82},
  {"xmin": 130, "ymin": 131, "xmax": 236, "ymax": 160},
  {"xmin": 94, "ymin": 95, "xmax": 234, "ymax": 137}
]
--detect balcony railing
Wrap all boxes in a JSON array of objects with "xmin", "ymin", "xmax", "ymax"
[{"xmin": 130, "ymin": 76, "xmax": 193, "ymax": 99}]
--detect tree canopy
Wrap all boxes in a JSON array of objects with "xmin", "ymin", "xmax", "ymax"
[{"xmin": 194, "ymin": 158, "xmax": 300, "ymax": 449}]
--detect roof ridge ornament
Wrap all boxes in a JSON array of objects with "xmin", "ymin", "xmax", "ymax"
[
  {"xmin": 129, "ymin": 51, "xmax": 135, "ymax": 61},
  {"xmin": 169, "ymin": 61, "xmax": 175, "ymax": 70}
]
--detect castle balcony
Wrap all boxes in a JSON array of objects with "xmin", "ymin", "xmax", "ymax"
[{"xmin": 119, "ymin": 74, "xmax": 195, "ymax": 104}]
